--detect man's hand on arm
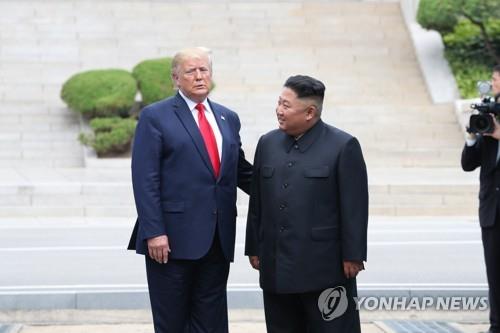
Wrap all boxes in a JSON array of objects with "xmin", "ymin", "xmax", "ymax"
[
  {"xmin": 249, "ymin": 256, "xmax": 260, "ymax": 270},
  {"xmin": 343, "ymin": 260, "xmax": 365, "ymax": 279},
  {"xmin": 147, "ymin": 235, "xmax": 171, "ymax": 264}
]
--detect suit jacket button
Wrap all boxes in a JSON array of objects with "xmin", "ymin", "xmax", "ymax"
[
  {"xmin": 287, "ymin": 162, "xmax": 293, "ymax": 167},
  {"xmin": 212, "ymin": 210, "xmax": 217, "ymax": 215},
  {"xmin": 279, "ymin": 226, "xmax": 285, "ymax": 232},
  {"xmin": 496, "ymin": 187, "xmax": 499, "ymax": 191},
  {"xmin": 282, "ymin": 183, "xmax": 289, "ymax": 189}
]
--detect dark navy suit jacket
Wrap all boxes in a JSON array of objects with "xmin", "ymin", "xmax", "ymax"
[{"xmin": 128, "ymin": 92, "xmax": 251, "ymax": 261}]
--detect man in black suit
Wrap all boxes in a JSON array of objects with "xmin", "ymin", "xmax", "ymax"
[
  {"xmin": 245, "ymin": 75, "xmax": 369, "ymax": 333},
  {"xmin": 462, "ymin": 65, "xmax": 500, "ymax": 333}
]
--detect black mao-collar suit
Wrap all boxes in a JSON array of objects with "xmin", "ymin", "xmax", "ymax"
[{"xmin": 246, "ymin": 120, "xmax": 368, "ymax": 332}]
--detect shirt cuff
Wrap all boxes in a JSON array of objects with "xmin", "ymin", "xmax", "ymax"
[{"xmin": 465, "ymin": 137, "xmax": 477, "ymax": 147}]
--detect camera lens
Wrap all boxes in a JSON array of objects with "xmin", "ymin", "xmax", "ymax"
[
  {"xmin": 476, "ymin": 117, "xmax": 489, "ymax": 130},
  {"xmin": 470, "ymin": 114, "xmax": 493, "ymax": 134}
]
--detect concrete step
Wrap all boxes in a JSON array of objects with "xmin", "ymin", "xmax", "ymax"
[
  {"xmin": 0, "ymin": 1, "xmax": 462, "ymax": 170},
  {"xmin": 0, "ymin": 167, "xmax": 480, "ymax": 218}
]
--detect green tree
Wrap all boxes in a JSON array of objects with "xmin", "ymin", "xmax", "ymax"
[{"xmin": 418, "ymin": 0, "xmax": 500, "ymax": 63}]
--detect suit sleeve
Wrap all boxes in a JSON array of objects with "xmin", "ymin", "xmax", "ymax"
[
  {"xmin": 338, "ymin": 137, "xmax": 368, "ymax": 262},
  {"xmin": 461, "ymin": 138, "xmax": 482, "ymax": 172},
  {"xmin": 233, "ymin": 113, "xmax": 253, "ymax": 194},
  {"xmin": 131, "ymin": 108, "xmax": 166, "ymax": 241},
  {"xmin": 245, "ymin": 137, "xmax": 263, "ymax": 256}
]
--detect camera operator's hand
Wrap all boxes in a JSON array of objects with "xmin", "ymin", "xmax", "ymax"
[{"xmin": 484, "ymin": 115, "xmax": 500, "ymax": 140}]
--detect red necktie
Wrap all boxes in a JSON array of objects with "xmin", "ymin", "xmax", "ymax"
[{"xmin": 196, "ymin": 103, "xmax": 220, "ymax": 177}]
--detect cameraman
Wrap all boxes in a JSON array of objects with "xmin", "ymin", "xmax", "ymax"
[{"xmin": 462, "ymin": 64, "xmax": 500, "ymax": 333}]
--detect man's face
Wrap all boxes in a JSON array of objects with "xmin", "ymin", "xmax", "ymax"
[
  {"xmin": 276, "ymin": 87, "xmax": 314, "ymax": 136},
  {"xmin": 172, "ymin": 56, "xmax": 212, "ymax": 103},
  {"xmin": 492, "ymin": 71, "xmax": 500, "ymax": 96}
]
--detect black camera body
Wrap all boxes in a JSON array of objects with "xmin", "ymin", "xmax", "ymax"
[{"xmin": 469, "ymin": 97, "xmax": 500, "ymax": 134}]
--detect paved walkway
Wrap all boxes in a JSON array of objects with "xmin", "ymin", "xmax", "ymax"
[
  {"xmin": 0, "ymin": 310, "xmax": 491, "ymax": 333},
  {"xmin": 0, "ymin": 216, "xmax": 488, "ymax": 311}
]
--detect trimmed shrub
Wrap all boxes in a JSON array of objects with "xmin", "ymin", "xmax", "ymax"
[
  {"xmin": 79, "ymin": 117, "xmax": 137, "ymax": 157},
  {"xmin": 417, "ymin": 0, "xmax": 457, "ymax": 34},
  {"xmin": 61, "ymin": 69, "xmax": 137, "ymax": 118},
  {"xmin": 132, "ymin": 58, "xmax": 175, "ymax": 106},
  {"xmin": 447, "ymin": 59, "xmax": 490, "ymax": 98}
]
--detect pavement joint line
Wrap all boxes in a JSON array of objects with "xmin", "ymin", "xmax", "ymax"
[
  {"xmin": 0, "ymin": 283, "xmax": 488, "ymax": 292},
  {"xmin": 0, "ymin": 240, "xmax": 483, "ymax": 252},
  {"xmin": 0, "ymin": 246, "xmax": 125, "ymax": 252},
  {"xmin": 237, "ymin": 241, "xmax": 483, "ymax": 248}
]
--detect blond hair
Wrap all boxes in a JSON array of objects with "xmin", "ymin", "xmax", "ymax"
[{"xmin": 171, "ymin": 47, "xmax": 213, "ymax": 76}]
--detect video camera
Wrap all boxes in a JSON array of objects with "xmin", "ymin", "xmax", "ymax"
[{"xmin": 468, "ymin": 81, "xmax": 500, "ymax": 134}]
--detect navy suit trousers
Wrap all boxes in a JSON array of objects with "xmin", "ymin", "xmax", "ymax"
[{"xmin": 145, "ymin": 232, "xmax": 230, "ymax": 333}]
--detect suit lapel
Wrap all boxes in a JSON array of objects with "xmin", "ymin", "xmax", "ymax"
[
  {"xmin": 209, "ymin": 100, "xmax": 230, "ymax": 182},
  {"xmin": 173, "ymin": 94, "xmax": 215, "ymax": 177}
]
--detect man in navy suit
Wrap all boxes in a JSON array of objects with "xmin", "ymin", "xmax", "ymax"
[
  {"xmin": 462, "ymin": 65, "xmax": 500, "ymax": 333},
  {"xmin": 128, "ymin": 47, "xmax": 252, "ymax": 333}
]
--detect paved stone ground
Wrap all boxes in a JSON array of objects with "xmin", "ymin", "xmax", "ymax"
[{"xmin": 0, "ymin": 309, "xmax": 490, "ymax": 333}]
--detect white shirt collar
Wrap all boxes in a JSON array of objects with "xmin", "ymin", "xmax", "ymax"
[{"xmin": 178, "ymin": 90, "xmax": 211, "ymax": 113}]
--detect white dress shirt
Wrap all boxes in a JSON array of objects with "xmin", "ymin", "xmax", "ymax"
[{"xmin": 179, "ymin": 90, "xmax": 223, "ymax": 161}]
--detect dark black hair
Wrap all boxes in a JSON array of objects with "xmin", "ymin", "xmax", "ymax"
[
  {"xmin": 284, "ymin": 75, "xmax": 325, "ymax": 100},
  {"xmin": 494, "ymin": 64, "xmax": 500, "ymax": 74}
]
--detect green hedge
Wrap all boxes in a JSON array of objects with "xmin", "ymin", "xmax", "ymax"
[
  {"xmin": 61, "ymin": 69, "xmax": 137, "ymax": 118},
  {"xmin": 79, "ymin": 117, "xmax": 137, "ymax": 157},
  {"xmin": 132, "ymin": 58, "xmax": 175, "ymax": 106},
  {"xmin": 447, "ymin": 59, "xmax": 490, "ymax": 98},
  {"xmin": 417, "ymin": 0, "xmax": 457, "ymax": 34}
]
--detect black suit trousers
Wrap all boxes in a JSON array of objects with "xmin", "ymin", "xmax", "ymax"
[
  {"xmin": 263, "ymin": 279, "xmax": 361, "ymax": 333},
  {"xmin": 482, "ymin": 218, "xmax": 500, "ymax": 333},
  {"xmin": 145, "ymin": 232, "xmax": 230, "ymax": 333}
]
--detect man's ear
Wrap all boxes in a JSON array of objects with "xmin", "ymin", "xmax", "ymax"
[
  {"xmin": 306, "ymin": 105, "xmax": 317, "ymax": 120},
  {"xmin": 171, "ymin": 73, "xmax": 179, "ymax": 89}
]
